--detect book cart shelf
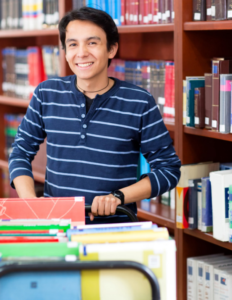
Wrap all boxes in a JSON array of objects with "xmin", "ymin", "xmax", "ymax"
[{"xmin": 0, "ymin": 0, "xmax": 232, "ymax": 299}]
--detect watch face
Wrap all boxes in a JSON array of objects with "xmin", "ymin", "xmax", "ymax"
[{"xmin": 115, "ymin": 193, "xmax": 120, "ymax": 198}]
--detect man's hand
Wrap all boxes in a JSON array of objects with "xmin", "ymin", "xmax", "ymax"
[{"xmin": 89, "ymin": 194, "xmax": 121, "ymax": 221}]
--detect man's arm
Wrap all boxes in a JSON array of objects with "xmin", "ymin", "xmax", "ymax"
[{"xmin": 13, "ymin": 176, "xmax": 36, "ymax": 198}]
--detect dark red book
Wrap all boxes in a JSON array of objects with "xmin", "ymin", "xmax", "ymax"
[
  {"xmin": 193, "ymin": 0, "xmax": 206, "ymax": 21},
  {"xmin": 158, "ymin": 0, "xmax": 163, "ymax": 23},
  {"xmin": 121, "ymin": 0, "xmax": 126, "ymax": 25},
  {"xmin": 194, "ymin": 87, "xmax": 205, "ymax": 129},
  {"xmin": 204, "ymin": 73, "xmax": 212, "ymax": 129},
  {"xmin": 215, "ymin": 0, "xmax": 227, "ymax": 20},
  {"xmin": 148, "ymin": 0, "xmax": 152, "ymax": 23},
  {"xmin": 165, "ymin": 0, "xmax": 172, "ymax": 23},
  {"xmin": 206, "ymin": 0, "xmax": 212, "ymax": 20},
  {"xmin": 134, "ymin": 0, "xmax": 139, "ymax": 24},
  {"xmin": 228, "ymin": 0, "xmax": 232, "ymax": 19},
  {"xmin": 212, "ymin": 59, "xmax": 232, "ymax": 131},
  {"xmin": 139, "ymin": 0, "xmax": 144, "ymax": 24},
  {"xmin": 152, "ymin": 0, "xmax": 158, "ymax": 23},
  {"xmin": 144, "ymin": 0, "xmax": 149, "ymax": 24}
]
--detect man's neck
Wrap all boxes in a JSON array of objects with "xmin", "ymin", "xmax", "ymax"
[{"xmin": 76, "ymin": 77, "xmax": 114, "ymax": 99}]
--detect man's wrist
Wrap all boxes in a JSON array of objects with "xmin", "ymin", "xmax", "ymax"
[{"xmin": 111, "ymin": 190, "xmax": 125, "ymax": 205}]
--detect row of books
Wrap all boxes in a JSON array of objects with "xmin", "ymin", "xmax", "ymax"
[
  {"xmin": 0, "ymin": 0, "xmax": 59, "ymax": 30},
  {"xmin": 183, "ymin": 59, "xmax": 232, "ymax": 133},
  {"xmin": 109, "ymin": 59, "xmax": 175, "ymax": 119},
  {"xmin": 0, "ymin": 196, "xmax": 176, "ymax": 300},
  {"xmin": 176, "ymin": 161, "xmax": 232, "ymax": 243},
  {"xmin": 2, "ymin": 46, "xmax": 59, "ymax": 100},
  {"xmin": 72, "ymin": 0, "xmax": 174, "ymax": 26},
  {"xmin": 193, "ymin": 0, "xmax": 232, "ymax": 21},
  {"xmin": 187, "ymin": 253, "xmax": 232, "ymax": 300}
]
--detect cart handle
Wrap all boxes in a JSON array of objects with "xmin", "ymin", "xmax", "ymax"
[
  {"xmin": 85, "ymin": 204, "xmax": 139, "ymax": 222},
  {"xmin": 0, "ymin": 260, "xmax": 160, "ymax": 300}
]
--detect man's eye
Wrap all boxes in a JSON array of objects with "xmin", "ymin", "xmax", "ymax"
[
  {"xmin": 89, "ymin": 42, "xmax": 96, "ymax": 45},
  {"xmin": 69, "ymin": 43, "xmax": 76, "ymax": 47}
]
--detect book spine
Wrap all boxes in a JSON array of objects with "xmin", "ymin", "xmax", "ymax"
[
  {"xmin": 166, "ymin": 0, "xmax": 171, "ymax": 23},
  {"xmin": 121, "ymin": 0, "xmax": 125, "ymax": 25},
  {"xmin": 194, "ymin": 88, "xmax": 200, "ymax": 128},
  {"xmin": 211, "ymin": 0, "xmax": 216, "ymax": 20},
  {"xmin": 157, "ymin": 0, "xmax": 162, "ymax": 23},
  {"xmin": 215, "ymin": 0, "xmax": 227, "ymax": 20},
  {"xmin": 227, "ymin": 0, "xmax": 232, "ymax": 19},
  {"xmin": 143, "ymin": 0, "xmax": 149, "ymax": 24},
  {"xmin": 197, "ymin": 182, "xmax": 202, "ymax": 230},
  {"xmin": 206, "ymin": 0, "xmax": 212, "ymax": 20},
  {"xmin": 204, "ymin": 73, "xmax": 212, "ymax": 129},
  {"xmin": 183, "ymin": 80, "xmax": 187, "ymax": 125},
  {"xmin": 194, "ymin": 87, "xmax": 205, "ymax": 129},
  {"xmin": 201, "ymin": 178, "xmax": 213, "ymax": 232},
  {"xmin": 188, "ymin": 180, "xmax": 197, "ymax": 230},
  {"xmin": 212, "ymin": 60, "xmax": 220, "ymax": 131},
  {"xmin": 219, "ymin": 74, "xmax": 232, "ymax": 133},
  {"xmin": 134, "ymin": 0, "xmax": 139, "ymax": 24},
  {"xmin": 193, "ymin": 0, "xmax": 206, "ymax": 21}
]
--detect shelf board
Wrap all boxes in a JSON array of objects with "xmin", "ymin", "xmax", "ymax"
[
  {"xmin": 118, "ymin": 24, "xmax": 174, "ymax": 33},
  {"xmin": 0, "ymin": 159, "xmax": 45, "ymax": 183},
  {"xmin": 137, "ymin": 201, "xmax": 175, "ymax": 229},
  {"xmin": 184, "ymin": 20, "xmax": 232, "ymax": 31},
  {"xmin": 184, "ymin": 126, "xmax": 232, "ymax": 142},
  {"xmin": 0, "ymin": 96, "xmax": 29, "ymax": 108},
  {"xmin": 163, "ymin": 117, "xmax": 175, "ymax": 132},
  {"xmin": 0, "ymin": 28, "xmax": 59, "ymax": 38},
  {"xmin": 184, "ymin": 229, "xmax": 232, "ymax": 251}
]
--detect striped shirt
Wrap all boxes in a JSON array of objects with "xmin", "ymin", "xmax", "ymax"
[{"xmin": 9, "ymin": 75, "xmax": 181, "ymax": 219}]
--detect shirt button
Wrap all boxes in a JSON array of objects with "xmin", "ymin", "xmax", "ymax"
[
  {"xmin": 81, "ymin": 103, "xmax": 85, "ymax": 107},
  {"xmin": 81, "ymin": 135, "xmax": 85, "ymax": 139},
  {"xmin": 81, "ymin": 114, "xmax": 85, "ymax": 118},
  {"xmin": 83, "ymin": 124, "xmax": 87, "ymax": 128}
]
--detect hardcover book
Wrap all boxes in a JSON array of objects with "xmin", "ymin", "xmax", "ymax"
[
  {"xmin": 193, "ymin": 0, "xmax": 206, "ymax": 21},
  {"xmin": 204, "ymin": 73, "xmax": 212, "ymax": 129},
  {"xmin": 219, "ymin": 74, "xmax": 232, "ymax": 133},
  {"xmin": 0, "ymin": 197, "xmax": 85, "ymax": 225},
  {"xmin": 206, "ymin": 0, "xmax": 212, "ymax": 20},
  {"xmin": 188, "ymin": 179, "xmax": 201, "ymax": 230},
  {"xmin": 194, "ymin": 87, "xmax": 205, "ymax": 129},
  {"xmin": 211, "ymin": 0, "xmax": 216, "ymax": 20},
  {"xmin": 228, "ymin": 0, "xmax": 232, "ymax": 19},
  {"xmin": 212, "ymin": 59, "xmax": 232, "ymax": 131},
  {"xmin": 183, "ymin": 80, "xmax": 187, "ymax": 125},
  {"xmin": 201, "ymin": 177, "xmax": 213, "ymax": 232},
  {"xmin": 215, "ymin": 0, "xmax": 227, "ymax": 20}
]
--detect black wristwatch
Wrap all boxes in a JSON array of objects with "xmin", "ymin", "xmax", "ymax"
[{"xmin": 111, "ymin": 190, "xmax": 125, "ymax": 205}]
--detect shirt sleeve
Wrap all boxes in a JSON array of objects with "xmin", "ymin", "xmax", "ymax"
[
  {"xmin": 8, "ymin": 86, "xmax": 46, "ymax": 188},
  {"xmin": 140, "ymin": 95, "xmax": 181, "ymax": 198}
]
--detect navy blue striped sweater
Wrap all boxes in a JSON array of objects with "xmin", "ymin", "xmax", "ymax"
[{"xmin": 9, "ymin": 75, "xmax": 181, "ymax": 216}]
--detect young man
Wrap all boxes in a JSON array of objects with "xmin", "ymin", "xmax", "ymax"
[{"xmin": 9, "ymin": 7, "xmax": 181, "ymax": 223}]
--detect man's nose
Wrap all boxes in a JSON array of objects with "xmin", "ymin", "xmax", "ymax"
[{"xmin": 76, "ymin": 44, "xmax": 88, "ymax": 57}]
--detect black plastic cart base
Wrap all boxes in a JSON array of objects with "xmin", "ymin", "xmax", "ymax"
[{"xmin": 0, "ymin": 260, "xmax": 160, "ymax": 300}]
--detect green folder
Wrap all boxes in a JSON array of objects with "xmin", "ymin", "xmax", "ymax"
[
  {"xmin": 0, "ymin": 224, "xmax": 71, "ymax": 232},
  {"xmin": 0, "ymin": 242, "xmax": 80, "ymax": 258}
]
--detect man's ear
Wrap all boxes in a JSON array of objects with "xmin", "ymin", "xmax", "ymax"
[{"xmin": 108, "ymin": 43, "xmax": 118, "ymax": 59}]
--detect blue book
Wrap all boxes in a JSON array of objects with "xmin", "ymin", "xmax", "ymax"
[
  {"xmin": 201, "ymin": 177, "xmax": 213, "ymax": 233},
  {"xmin": 0, "ymin": 265, "xmax": 81, "ymax": 300},
  {"xmin": 107, "ymin": 0, "xmax": 112, "ymax": 18},
  {"xmin": 67, "ymin": 224, "xmax": 157, "ymax": 240},
  {"xmin": 117, "ymin": 0, "xmax": 121, "ymax": 25},
  {"xmin": 188, "ymin": 178, "xmax": 201, "ymax": 230},
  {"xmin": 220, "ymin": 162, "xmax": 232, "ymax": 170},
  {"xmin": 186, "ymin": 77, "xmax": 205, "ymax": 127}
]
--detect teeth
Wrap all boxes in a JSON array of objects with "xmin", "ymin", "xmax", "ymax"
[{"xmin": 78, "ymin": 63, "xmax": 93, "ymax": 67}]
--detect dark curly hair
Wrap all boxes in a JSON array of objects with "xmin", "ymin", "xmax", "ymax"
[{"xmin": 58, "ymin": 6, "xmax": 119, "ymax": 67}]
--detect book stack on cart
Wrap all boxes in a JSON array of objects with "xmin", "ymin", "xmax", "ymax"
[{"xmin": 0, "ymin": 196, "xmax": 176, "ymax": 300}]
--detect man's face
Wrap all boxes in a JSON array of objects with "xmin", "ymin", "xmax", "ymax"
[{"xmin": 65, "ymin": 20, "xmax": 118, "ymax": 81}]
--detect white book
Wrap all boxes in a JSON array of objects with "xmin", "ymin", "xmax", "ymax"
[
  {"xmin": 214, "ymin": 265, "xmax": 232, "ymax": 300},
  {"xmin": 187, "ymin": 254, "xmax": 223, "ymax": 300},
  {"xmin": 219, "ymin": 269, "xmax": 232, "ymax": 300},
  {"xmin": 204, "ymin": 257, "xmax": 232, "ymax": 300},
  {"xmin": 210, "ymin": 170, "xmax": 232, "ymax": 241}
]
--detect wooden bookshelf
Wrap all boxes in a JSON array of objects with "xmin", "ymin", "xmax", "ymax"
[
  {"xmin": 137, "ymin": 201, "xmax": 175, "ymax": 230},
  {"xmin": 184, "ymin": 229, "xmax": 232, "ymax": 251},
  {"xmin": 0, "ymin": 28, "xmax": 59, "ymax": 38},
  {"xmin": 184, "ymin": 126, "xmax": 232, "ymax": 142},
  {"xmin": 118, "ymin": 24, "xmax": 174, "ymax": 33},
  {"xmin": 0, "ymin": 96, "xmax": 29, "ymax": 108},
  {"xmin": 184, "ymin": 20, "xmax": 232, "ymax": 31}
]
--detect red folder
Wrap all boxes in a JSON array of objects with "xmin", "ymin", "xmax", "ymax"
[{"xmin": 0, "ymin": 197, "xmax": 85, "ymax": 226}]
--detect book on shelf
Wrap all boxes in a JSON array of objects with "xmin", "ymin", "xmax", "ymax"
[
  {"xmin": 228, "ymin": 0, "xmax": 232, "ymax": 19},
  {"xmin": 194, "ymin": 87, "xmax": 205, "ymax": 129},
  {"xmin": 79, "ymin": 239, "xmax": 176, "ymax": 300},
  {"xmin": 211, "ymin": 0, "xmax": 216, "ymax": 20},
  {"xmin": 215, "ymin": 0, "xmax": 227, "ymax": 20},
  {"xmin": 210, "ymin": 169, "xmax": 232, "ymax": 242},
  {"xmin": 212, "ymin": 59, "xmax": 232, "ymax": 132},
  {"xmin": 197, "ymin": 181, "xmax": 202, "ymax": 230},
  {"xmin": 219, "ymin": 74, "xmax": 232, "ymax": 134},
  {"xmin": 188, "ymin": 178, "xmax": 201, "ymax": 230},
  {"xmin": 193, "ymin": 0, "xmax": 206, "ymax": 21},
  {"xmin": 201, "ymin": 177, "xmax": 212, "ymax": 232},
  {"xmin": 204, "ymin": 73, "xmax": 212, "ymax": 129},
  {"xmin": 220, "ymin": 162, "xmax": 232, "ymax": 170},
  {"xmin": 206, "ymin": 0, "xmax": 212, "ymax": 20},
  {"xmin": 183, "ymin": 80, "xmax": 187, "ymax": 125},
  {"xmin": 163, "ymin": 61, "xmax": 175, "ymax": 119},
  {"xmin": 186, "ymin": 77, "xmax": 205, "ymax": 128},
  {"xmin": 176, "ymin": 162, "xmax": 219, "ymax": 229}
]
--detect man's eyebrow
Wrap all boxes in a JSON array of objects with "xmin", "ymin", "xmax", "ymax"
[{"xmin": 66, "ymin": 36, "xmax": 101, "ymax": 44}]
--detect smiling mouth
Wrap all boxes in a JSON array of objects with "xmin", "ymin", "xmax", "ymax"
[{"xmin": 76, "ymin": 62, "xmax": 94, "ymax": 67}]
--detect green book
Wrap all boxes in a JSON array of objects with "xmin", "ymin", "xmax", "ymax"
[
  {"xmin": 0, "ymin": 242, "xmax": 80, "ymax": 258},
  {"xmin": 0, "ymin": 224, "xmax": 71, "ymax": 232},
  {"xmin": 186, "ymin": 77, "xmax": 205, "ymax": 127}
]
